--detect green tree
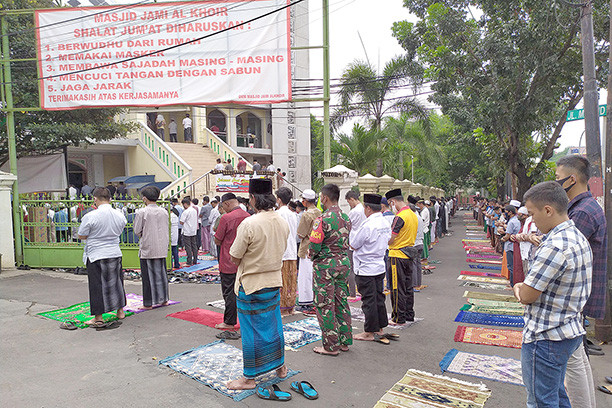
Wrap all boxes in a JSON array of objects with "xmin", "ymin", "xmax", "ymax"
[
  {"xmin": 0, "ymin": 0, "xmax": 136, "ymax": 164},
  {"xmin": 332, "ymin": 57, "xmax": 426, "ymax": 176},
  {"xmin": 393, "ymin": 0, "xmax": 609, "ymax": 197},
  {"xmin": 310, "ymin": 114, "xmax": 331, "ymax": 190},
  {"xmin": 331, "ymin": 124, "xmax": 382, "ymax": 176}
]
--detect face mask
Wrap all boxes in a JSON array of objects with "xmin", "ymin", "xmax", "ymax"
[{"xmin": 556, "ymin": 175, "xmax": 576, "ymax": 193}]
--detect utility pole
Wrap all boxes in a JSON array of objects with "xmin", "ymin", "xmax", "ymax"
[
  {"xmin": 596, "ymin": 0, "xmax": 612, "ymax": 342},
  {"xmin": 580, "ymin": 2, "xmax": 603, "ymax": 191},
  {"xmin": 322, "ymin": 0, "xmax": 331, "ymax": 169},
  {"xmin": 411, "ymin": 155, "xmax": 414, "ymax": 182}
]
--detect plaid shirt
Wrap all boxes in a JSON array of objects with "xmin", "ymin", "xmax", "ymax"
[
  {"xmin": 568, "ymin": 191, "xmax": 608, "ymax": 319},
  {"xmin": 523, "ymin": 220, "xmax": 592, "ymax": 343}
]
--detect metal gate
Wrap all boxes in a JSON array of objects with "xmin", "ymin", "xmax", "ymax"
[{"xmin": 19, "ymin": 195, "xmax": 171, "ymax": 270}]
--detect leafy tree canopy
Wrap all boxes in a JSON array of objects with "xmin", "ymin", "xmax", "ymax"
[
  {"xmin": 1, "ymin": 0, "xmax": 136, "ymax": 164},
  {"xmin": 393, "ymin": 0, "xmax": 609, "ymax": 196}
]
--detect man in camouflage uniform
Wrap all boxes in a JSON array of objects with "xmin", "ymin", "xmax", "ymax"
[{"xmin": 309, "ymin": 184, "xmax": 353, "ymax": 356}]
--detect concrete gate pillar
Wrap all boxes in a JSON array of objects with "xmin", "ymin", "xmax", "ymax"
[
  {"xmin": 322, "ymin": 165, "xmax": 358, "ymax": 214},
  {"xmin": 0, "ymin": 171, "xmax": 17, "ymax": 270}
]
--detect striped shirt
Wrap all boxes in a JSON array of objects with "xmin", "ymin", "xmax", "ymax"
[{"xmin": 523, "ymin": 220, "xmax": 592, "ymax": 343}]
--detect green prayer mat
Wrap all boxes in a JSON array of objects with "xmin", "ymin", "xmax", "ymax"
[
  {"xmin": 37, "ymin": 302, "xmax": 134, "ymax": 328},
  {"xmin": 463, "ymin": 290, "xmax": 518, "ymax": 303},
  {"xmin": 461, "ymin": 303, "xmax": 524, "ymax": 316}
]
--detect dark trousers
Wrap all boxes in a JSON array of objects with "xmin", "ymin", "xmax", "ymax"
[
  {"xmin": 355, "ymin": 274, "xmax": 388, "ymax": 333},
  {"xmin": 412, "ymin": 245, "xmax": 423, "ymax": 288},
  {"xmin": 169, "ymin": 133, "xmax": 177, "ymax": 142},
  {"xmin": 171, "ymin": 245, "xmax": 179, "ymax": 269},
  {"xmin": 196, "ymin": 227, "xmax": 202, "ymax": 250},
  {"xmin": 183, "ymin": 234, "xmax": 198, "ymax": 265},
  {"xmin": 506, "ymin": 249, "xmax": 514, "ymax": 285},
  {"xmin": 221, "ymin": 273, "xmax": 237, "ymax": 325},
  {"xmin": 348, "ymin": 250, "xmax": 357, "ymax": 297},
  {"xmin": 386, "ymin": 257, "xmax": 414, "ymax": 324}
]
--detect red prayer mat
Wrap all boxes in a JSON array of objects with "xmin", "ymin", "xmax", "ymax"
[
  {"xmin": 454, "ymin": 325, "xmax": 522, "ymax": 349},
  {"xmin": 167, "ymin": 308, "xmax": 239, "ymax": 330},
  {"xmin": 460, "ymin": 270, "xmax": 502, "ymax": 277}
]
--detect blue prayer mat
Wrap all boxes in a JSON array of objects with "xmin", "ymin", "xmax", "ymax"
[
  {"xmin": 159, "ymin": 341, "xmax": 300, "ymax": 401},
  {"xmin": 283, "ymin": 317, "xmax": 322, "ymax": 350},
  {"xmin": 454, "ymin": 310, "xmax": 524, "ymax": 327}
]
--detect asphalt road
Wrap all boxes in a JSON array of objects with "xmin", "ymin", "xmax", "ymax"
[{"xmin": 1, "ymin": 211, "xmax": 611, "ymax": 408}]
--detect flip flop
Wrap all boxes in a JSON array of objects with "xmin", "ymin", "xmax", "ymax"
[
  {"xmin": 290, "ymin": 381, "xmax": 319, "ymax": 400},
  {"xmin": 59, "ymin": 321, "xmax": 79, "ymax": 330},
  {"xmin": 256, "ymin": 384, "xmax": 292, "ymax": 401},
  {"xmin": 313, "ymin": 347, "xmax": 339, "ymax": 356},
  {"xmin": 605, "ymin": 376, "xmax": 612, "ymax": 384},
  {"xmin": 216, "ymin": 331, "xmax": 241, "ymax": 340},
  {"xmin": 598, "ymin": 385, "xmax": 612, "ymax": 395},
  {"xmin": 383, "ymin": 333, "xmax": 400, "ymax": 341},
  {"xmin": 89, "ymin": 321, "xmax": 115, "ymax": 329},
  {"xmin": 373, "ymin": 333, "xmax": 390, "ymax": 345}
]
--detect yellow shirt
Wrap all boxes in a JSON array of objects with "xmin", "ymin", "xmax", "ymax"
[
  {"xmin": 229, "ymin": 210, "xmax": 289, "ymax": 295},
  {"xmin": 388, "ymin": 207, "xmax": 418, "ymax": 259}
]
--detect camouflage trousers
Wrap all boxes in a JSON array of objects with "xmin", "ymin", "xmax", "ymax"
[{"xmin": 313, "ymin": 265, "xmax": 353, "ymax": 352}]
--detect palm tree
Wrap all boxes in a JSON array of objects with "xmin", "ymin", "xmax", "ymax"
[
  {"xmin": 332, "ymin": 56, "xmax": 426, "ymax": 176},
  {"xmin": 331, "ymin": 124, "xmax": 383, "ymax": 176}
]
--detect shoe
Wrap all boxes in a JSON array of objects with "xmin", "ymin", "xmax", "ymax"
[
  {"xmin": 302, "ymin": 308, "xmax": 317, "ymax": 316},
  {"xmin": 605, "ymin": 376, "xmax": 612, "ymax": 384},
  {"xmin": 586, "ymin": 347, "xmax": 605, "ymax": 356},
  {"xmin": 586, "ymin": 338, "xmax": 602, "ymax": 351}
]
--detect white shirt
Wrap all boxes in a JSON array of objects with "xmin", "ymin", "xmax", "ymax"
[
  {"xmin": 170, "ymin": 213, "xmax": 179, "ymax": 246},
  {"xmin": 519, "ymin": 216, "xmax": 539, "ymax": 260},
  {"xmin": 209, "ymin": 206, "xmax": 221, "ymax": 232},
  {"xmin": 156, "ymin": 114, "xmax": 165, "ymax": 128},
  {"xmin": 179, "ymin": 206, "xmax": 198, "ymax": 236},
  {"xmin": 414, "ymin": 208, "xmax": 424, "ymax": 246},
  {"xmin": 351, "ymin": 212, "xmax": 391, "ymax": 276},
  {"xmin": 421, "ymin": 207, "xmax": 430, "ymax": 233},
  {"xmin": 78, "ymin": 203, "xmax": 127, "ymax": 263},
  {"xmin": 277, "ymin": 206, "xmax": 298, "ymax": 260},
  {"xmin": 214, "ymin": 163, "xmax": 225, "ymax": 171},
  {"xmin": 68, "ymin": 186, "xmax": 77, "ymax": 199},
  {"xmin": 182, "ymin": 117, "xmax": 192, "ymax": 129},
  {"xmin": 348, "ymin": 203, "xmax": 367, "ymax": 245},
  {"xmin": 266, "ymin": 164, "xmax": 276, "ymax": 172},
  {"xmin": 434, "ymin": 202, "xmax": 440, "ymax": 220}
]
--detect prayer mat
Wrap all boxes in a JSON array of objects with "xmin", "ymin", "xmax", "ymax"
[
  {"xmin": 167, "ymin": 308, "xmax": 240, "ymax": 329},
  {"xmin": 37, "ymin": 302, "xmax": 134, "ymax": 328},
  {"xmin": 373, "ymin": 368, "xmax": 491, "ymax": 408},
  {"xmin": 283, "ymin": 317, "xmax": 322, "ymax": 350},
  {"xmin": 466, "ymin": 258, "xmax": 502, "ymax": 265},
  {"xmin": 460, "ymin": 270, "xmax": 503, "ymax": 277},
  {"xmin": 350, "ymin": 307, "xmax": 423, "ymax": 330},
  {"xmin": 206, "ymin": 299, "xmax": 226, "ymax": 310},
  {"xmin": 159, "ymin": 341, "xmax": 300, "ymax": 401},
  {"xmin": 174, "ymin": 260, "xmax": 219, "ymax": 273},
  {"xmin": 465, "ymin": 253, "xmax": 502, "ymax": 259},
  {"xmin": 463, "ymin": 291, "xmax": 519, "ymax": 303},
  {"xmin": 468, "ymin": 264, "xmax": 502, "ymax": 271},
  {"xmin": 454, "ymin": 325, "xmax": 522, "ymax": 349},
  {"xmin": 460, "ymin": 281, "xmax": 510, "ymax": 291},
  {"xmin": 457, "ymin": 275, "xmax": 509, "ymax": 285},
  {"xmin": 461, "ymin": 303, "xmax": 524, "ymax": 316},
  {"xmin": 466, "ymin": 298, "xmax": 524, "ymax": 308},
  {"xmin": 454, "ymin": 310, "xmax": 523, "ymax": 327},
  {"xmin": 124, "ymin": 293, "xmax": 181, "ymax": 313},
  {"xmin": 439, "ymin": 348, "xmax": 524, "ymax": 386}
]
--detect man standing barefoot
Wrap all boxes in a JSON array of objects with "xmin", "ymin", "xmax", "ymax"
[{"xmin": 78, "ymin": 187, "xmax": 127, "ymax": 327}]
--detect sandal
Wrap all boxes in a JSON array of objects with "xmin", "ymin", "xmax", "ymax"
[
  {"xmin": 373, "ymin": 333, "xmax": 390, "ymax": 345},
  {"xmin": 383, "ymin": 333, "xmax": 400, "ymax": 341},
  {"xmin": 290, "ymin": 381, "xmax": 319, "ymax": 400},
  {"xmin": 256, "ymin": 384, "xmax": 292, "ymax": 401},
  {"xmin": 60, "ymin": 321, "xmax": 79, "ymax": 330},
  {"xmin": 89, "ymin": 321, "xmax": 114, "ymax": 329},
  {"xmin": 216, "ymin": 331, "xmax": 241, "ymax": 340},
  {"xmin": 598, "ymin": 385, "xmax": 612, "ymax": 395}
]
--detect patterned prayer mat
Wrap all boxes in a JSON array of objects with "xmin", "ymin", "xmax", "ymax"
[
  {"xmin": 454, "ymin": 325, "xmax": 522, "ymax": 349},
  {"xmin": 461, "ymin": 303, "xmax": 524, "ymax": 316},
  {"xmin": 440, "ymin": 348, "xmax": 524, "ymax": 386},
  {"xmin": 159, "ymin": 341, "xmax": 300, "ymax": 401},
  {"xmin": 37, "ymin": 302, "xmax": 134, "ymax": 328},
  {"xmin": 454, "ymin": 310, "xmax": 523, "ymax": 327},
  {"xmin": 373, "ymin": 368, "xmax": 491, "ymax": 408},
  {"xmin": 124, "ymin": 293, "xmax": 181, "ymax": 313},
  {"xmin": 283, "ymin": 318, "xmax": 322, "ymax": 350},
  {"xmin": 460, "ymin": 270, "xmax": 503, "ymax": 277},
  {"xmin": 350, "ymin": 307, "xmax": 423, "ymax": 330},
  {"xmin": 460, "ymin": 281, "xmax": 510, "ymax": 291},
  {"xmin": 466, "ymin": 298, "xmax": 524, "ymax": 308},
  {"xmin": 466, "ymin": 259, "xmax": 502, "ymax": 265},
  {"xmin": 463, "ymin": 291, "xmax": 518, "ymax": 303},
  {"xmin": 174, "ymin": 260, "xmax": 219, "ymax": 273},
  {"xmin": 457, "ymin": 275, "xmax": 509, "ymax": 285},
  {"xmin": 206, "ymin": 299, "xmax": 226, "ymax": 310},
  {"xmin": 468, "ymin": 264, "xmax": 502, "ymax": 271},
  {"xmin": 167, "ymin": 308, "xmax": 240, "ymax": 329}
]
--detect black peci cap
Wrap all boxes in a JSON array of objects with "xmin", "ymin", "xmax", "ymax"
[
  {"xmin": 363, "ymin": 193, "xmax": 382, "ymax": 205},
  {"xmin": 249, "ymin": 178, "xmax": 272, "ymax": 195},
  {"xmin": 385, "ymin": 188, "xmax": 403, "ymax": 201}
]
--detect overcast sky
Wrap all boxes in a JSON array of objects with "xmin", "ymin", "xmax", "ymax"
[{"xmin": 308, "ymin": 0, "xmax": 606, "ymax": 153}]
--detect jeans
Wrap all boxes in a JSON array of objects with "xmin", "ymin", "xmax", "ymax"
[
  {"xmin": 171, "ymin": 245, "xmax": 179, "ymax": 269},
  {"xmin": 506, "ymin": 249, "xmax": 514, "ymax": 285},
  {"xmin": 521, "ymin": 336, "xmax": 582, "ymax": 408}
]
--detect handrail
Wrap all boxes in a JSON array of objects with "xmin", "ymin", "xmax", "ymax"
[
  {"xmin": 203, "ymin": 127, "xmax": 253, "ymax": 171},
  {"xmin": 137, "ymin": 121, "xmax": 193, "ymax": 181},
  {"xmin": 280, "ymin": 176, "xmax": 304, "ymax": 195},
  {"xmin": 166, "ymin": 169, "xmax": 214, "ymax": 198},
  {"xmin": 161, "ymin": 172, "xmax": 192, "ymax": 198}
]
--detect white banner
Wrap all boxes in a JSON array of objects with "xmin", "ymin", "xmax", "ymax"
[
  {"xmin": 36, "ymin": 0, "xmax": 291, "ymax": 110},
  {"xmin": 0, "ymin": 154, "xmax": 67, "ymax": 193}
]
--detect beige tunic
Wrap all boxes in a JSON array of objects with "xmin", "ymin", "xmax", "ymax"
[{"xmin": 133, "ymin": 204, "xmax": 170, "ymax": 259}]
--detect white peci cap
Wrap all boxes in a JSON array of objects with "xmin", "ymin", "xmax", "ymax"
[
  {"xmin": 518, "ymin": 206, "xmax": 529, "ymax": 215},
  {"xmin": 510, "ymin": 199, "xmax": 521, "ymax": 208},
  {"xmin": 301, "ymin": 189, "xmax": 316, "ymax": 200}
]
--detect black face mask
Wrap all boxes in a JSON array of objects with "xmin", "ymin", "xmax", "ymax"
[{"xmin": 556, "ymin": 175, "xmax": 576, "ymax": 193}]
